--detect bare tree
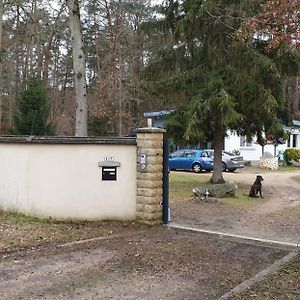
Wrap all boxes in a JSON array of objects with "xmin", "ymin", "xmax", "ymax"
[
  {"xmin": 67, "ymin": 0, "xmax": 87, "ymax": 136},
  {"xmin": 0, "ymin": 0, "xmax": 156, "ymax": 135}
]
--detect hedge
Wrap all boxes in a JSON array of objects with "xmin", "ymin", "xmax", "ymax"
[{"xmin": 283, "ymin": 148, "xmax": 300, "ymax": 165}]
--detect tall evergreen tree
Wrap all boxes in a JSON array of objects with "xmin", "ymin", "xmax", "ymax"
[
  {"xmin": 13, "ymin": 78, "xmax": 56, "ymax": 135},
  {"xmin": 143, "ymin": 0, "xmax": 300, "ymax": 183}
]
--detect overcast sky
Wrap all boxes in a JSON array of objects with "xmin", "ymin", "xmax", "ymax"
[{"xmin": 151, "ymin": 0, "xmax": 164, "ymax": 4}]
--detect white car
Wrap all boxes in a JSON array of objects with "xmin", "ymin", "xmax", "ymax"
[{"xmin": 205, "ymin": 150, "xmax": 244, "ymax": 172}]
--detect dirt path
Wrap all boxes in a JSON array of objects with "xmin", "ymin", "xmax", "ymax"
[
  {"xmin": 0, "ymin": 247, "xmax": 115, "ymax": 299},
  {"xmin": 224, "ymin": 169, "xmax": 300, "ymax": 213},
  {"xmin": 0, "ymin": 228, "xmax": 287, "ymax": 300},
  {"xmin": 171, "ymin": 169, "xmax": 300, "ymax": 244}
]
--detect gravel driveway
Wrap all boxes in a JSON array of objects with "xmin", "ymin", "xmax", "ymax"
[
  {"xmin": 0, "ymin": 226, "xmax": 287, "ymax": 300},
  {"xmin": 171, "ymin": 168, "xmax": 300, "ymax": 244}
]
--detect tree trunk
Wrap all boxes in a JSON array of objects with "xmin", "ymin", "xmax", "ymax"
[
  {"xmin": 0, "ymin": 0, "xmax": 3, "ymax": 133},
  {"xmin": 210, "ymin": 130, "xmax": 225, "ymax": 184},
  {"xmin": 104, "ymin": 0, "xmax": 122, "ymax": 135},
  {"xmin": 118, "ymin": 41, "xmax": 122, "ymax": 136},
  {"xmin": 10, "ymin": 5, "xmax": 21, "ymax": 129},
  {"xmin": 43, "ymin": 5, "xmax": 64, "ymax": 86},
  {"xmin": 36, "ymin": 22, "xmax": 43, "ymax": 78},
  {"xmin": 294, "ymin": 77, "xmax": 299, "ymax": 114},
  {"xmin": 67, "ymin": 0, "xmax": 88, "ymax": 136}
]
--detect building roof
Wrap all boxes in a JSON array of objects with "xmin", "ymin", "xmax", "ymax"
[
  {"xmin": 143, "ymin": 110, "xmax": 175, "ymax": 118},
  {"xmin": 292, "ymin": 120, "xmax": 300, "ymax": 127}
]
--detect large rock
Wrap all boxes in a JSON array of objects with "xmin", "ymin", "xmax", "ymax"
[
  {"xmin": 259, "ymin": 152, "xmax": 278, "ymax": 170},
  {"xmin": 193, "ymin": 182, "xmax": 237, "ymax": 198}
]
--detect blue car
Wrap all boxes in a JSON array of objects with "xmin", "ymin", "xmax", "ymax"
[{"xmin": 169, "ymin": 149, "xmax": 213, "ymax": 172}]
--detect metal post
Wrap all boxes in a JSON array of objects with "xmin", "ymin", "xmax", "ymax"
[{"xmin": 162, "ymin": 136, "xmax": 169, "ymax": 224}]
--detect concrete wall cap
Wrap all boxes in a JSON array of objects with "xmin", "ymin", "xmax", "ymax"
[
  {"xmin": 135, "ymin": 127, "xmax": 166, "ymax": 134},
  {"xmin": 98, "ymin": 161, "xmax": 121, "ymax": 167},
  {"xmin": 0, "ymin": 136, "xmax": 136, "ymax": 145}
]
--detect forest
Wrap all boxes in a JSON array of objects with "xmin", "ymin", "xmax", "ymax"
[
  {"xmin": 0, "ymin": 0, "xmax": 299, "ymax": 144},
  {"xmin": 0, "ymin": 0, "xmax": 164, "ymax": 136}
]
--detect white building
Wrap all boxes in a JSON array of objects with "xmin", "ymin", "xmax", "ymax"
[{"xmin": 225, "ymin": 121, "xmax": 300, "ymax": 161}]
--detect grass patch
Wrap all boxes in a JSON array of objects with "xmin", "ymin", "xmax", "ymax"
[
  {"xmin": 169, "ymin": 172, "xmax": 210, "ymax": 202},
  {"xmin": 292, "ymin": 175, "xmax": 300, "ymax": 183},
  {"xmin": 278, "ymin": 165, "xmax": 300, "ymax": 172},
  {"xmin": 233, "ymin": 254, "xmax": 300, "ymax": 300},
  {"xmin": 220, "ymin": 181, "xmax": 259, "ymax": 207},
  {"xmin": 0, "ymin": 211, "xmax": 46, "ymax": 224},
  {"xmin": 241, "ymin": 165, "xmax": 300, "ymax": 173},
  {"xmin": 281, "ymin": 204, "xmax": 300, "ymax": 217},
  {"xmin": 290, "ymin": 205, "xmax": 300, "ymax": 215},
  {"xmin": 221, "ymin": 191, "xmax": 258, "ymax": 207},
  {"xmin": 0, "ymin": 211, "xmax": 127, "ymax": 253},
  {"xmin": 169, "ymin": 172, "xmax": 257, "ymax": 207}
]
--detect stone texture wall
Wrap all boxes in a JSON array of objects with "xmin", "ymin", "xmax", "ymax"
[
  {"xmin": 259, "ymin": 157, "xmax": 279, "ymax": 170},
  {"xmin": 136, "ymin": 128, "xmax": 165, "ymax": 225}
]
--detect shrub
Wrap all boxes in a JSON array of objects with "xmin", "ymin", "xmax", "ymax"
[
  {"xmin": 283, "ymin": 149, "xmax": 300, "ymax": 165},
  {"xmin": 231, "ymin": 149, "xmax": 241, "ymax": 156},
  {"xmin": 244, "ymin": 161, "xmax": 252, "ymax": 167},
  {"xmin": 13, "ymin": 77, "xmax": 56, "ymax": 135}
]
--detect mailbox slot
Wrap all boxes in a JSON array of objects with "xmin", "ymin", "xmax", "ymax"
[{"xmin": 102, "ymin": 167, "xmax": 117, "ymax": 181}]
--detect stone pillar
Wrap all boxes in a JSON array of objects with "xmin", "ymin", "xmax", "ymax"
[{"xmin": 136, "ymin": 127, "xmax": 166, "ymax": 225}]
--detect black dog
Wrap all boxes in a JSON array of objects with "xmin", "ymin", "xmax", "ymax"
[{"xmin": 249, "ymin": 175, "xmax": 264, "ymax": 198}]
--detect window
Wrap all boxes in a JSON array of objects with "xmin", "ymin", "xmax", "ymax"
[
  {"xmin": 171, "ymin": 150, "xmax": 184, "ymax": 158},
  {"xmin": 240, "ymin": 136, "xmax": 252, "ymax": 147},
  {"xmin": 288, "ymin": 134, "xmax": 298, "ymax": 148},
  {"xmin": 293, "ymin": 134, "xmax": 297, "ymax": 148},
  {"xmin": 185, "ymin": 151, "xmax": 196, "ymax": 158}
]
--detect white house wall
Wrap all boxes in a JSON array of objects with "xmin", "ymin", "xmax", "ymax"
[
  {"xmin": 225, "ymin": 132, "xmax": 288, "ymax": 161},
  {"xmin": 0, "ymin": 143, "xmax": 137, "ymax": 221}
]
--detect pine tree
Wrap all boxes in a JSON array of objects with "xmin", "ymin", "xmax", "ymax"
[
  {"xmin": 143, "ymin": 0, "xmax": 300, "ymax": 183},
  {"xmin": 13, "ymin": 78, "xmax": 56, "ymax": 135}
]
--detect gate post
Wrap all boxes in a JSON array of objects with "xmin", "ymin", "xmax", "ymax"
[
  {"xmin": 136, "ymin": 127, "xmax": 166, "ymax": 225},
  {"xmin": 162, "ymin": 137, "xmax": 169, "ymax": 224}
]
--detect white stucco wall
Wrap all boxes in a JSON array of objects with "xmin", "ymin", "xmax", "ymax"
[
  {"xmin": 0, "ymin": 143, "xmax": 137, "ymax": 221},
  {"xmin": 224, "ymin": 131, "xmax": 288, "ymax": 161}
]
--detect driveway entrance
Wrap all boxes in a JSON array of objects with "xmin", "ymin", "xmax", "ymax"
[{"xmin": 169, "ymin": 168, "xmax": 300, "ymax": 245}]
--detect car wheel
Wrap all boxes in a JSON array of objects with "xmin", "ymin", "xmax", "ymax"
[
  {"xmin": 228, "ymin": 168, "xmax": 236, "ymax": 172},
  {"xmin": 222, "ymin": 162, "xmax": 227, "ymax": 172},
  {"xmin": 192, "ymin": 163, "xmax": 202, "ymax": 173}
]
